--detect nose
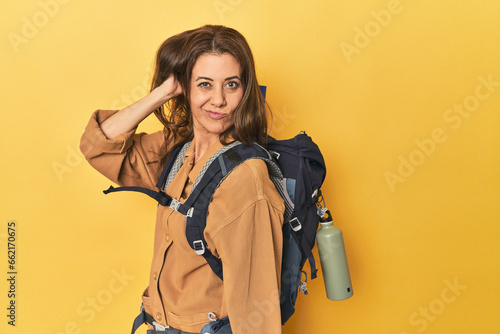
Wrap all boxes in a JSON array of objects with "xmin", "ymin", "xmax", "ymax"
[{"xmin": 210, "ymin": 86, "xmax": 226, "ymax": 107}]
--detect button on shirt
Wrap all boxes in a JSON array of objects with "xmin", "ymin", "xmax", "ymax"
[{"xmin": 80, "ymin": 110, "xmax": 285, "ymax": 333}]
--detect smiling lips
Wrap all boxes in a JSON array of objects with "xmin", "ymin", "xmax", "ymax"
[{"xmin": 204, "ymin": 109, "xmax": 227, "ymax": 120}]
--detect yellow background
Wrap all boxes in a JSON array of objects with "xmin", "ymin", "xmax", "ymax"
[{"xmin": 1, "ymin": 0, "xmax": 499, "ymax": 333}]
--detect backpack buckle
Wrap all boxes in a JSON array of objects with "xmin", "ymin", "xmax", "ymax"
[
  {"xmin": 153, "ymin": 321, "xmax": 168, "ymax": 331},
  {"xmin": 299, "ymin": 271, "xmax": 309, "ymax": 295},
  {"xmin": 169, "ymin": 198, "xmax": 181, "ymax": 211},
  {"xmin": 193, "ymin": 240, "xmax": 205, "ymax": 255},
  {"xmin": 289, "ymin": 217, "xmax": 302, "ymax": 232}
]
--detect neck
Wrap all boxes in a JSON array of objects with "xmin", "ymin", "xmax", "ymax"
[{"xmin": 193, "ymin": 133, "xmax": 219, "ymax": 164}]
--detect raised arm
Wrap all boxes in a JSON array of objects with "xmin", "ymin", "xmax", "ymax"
[
  {"xmin": 80, "ymin": 75, "xmax": 182, "ymax": 189},
  {"xmin": 100, "ymin": 74, "xmax": 183, "ymax": 139}
]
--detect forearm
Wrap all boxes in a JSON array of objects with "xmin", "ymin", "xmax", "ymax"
[
  {"xmin": 100, "ymin": 73, "xmax": 183, "ymax": 139},
  {"xmin": 100, "ymin": 87, "xmax": 170, "ymax": 139}
]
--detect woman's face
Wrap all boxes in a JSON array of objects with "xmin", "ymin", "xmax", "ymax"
[{"xmin": 189, "ymin": 53, "xmax": 244, "ymax": 140}]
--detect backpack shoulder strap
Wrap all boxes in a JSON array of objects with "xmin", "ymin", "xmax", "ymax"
[
  {"xmin": 157, "ymin": 142, "xmax": 191, "ymax": 190},
  {"xmin": 181, "ymin": 142, "xmax": 278, "ymax": 280},
  {"xmin": 103, "ymin": 141, "xmax": 282, "ymax": 281}
]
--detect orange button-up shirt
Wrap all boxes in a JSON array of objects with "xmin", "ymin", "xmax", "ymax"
[{"xmin": 80, "ymin": 110, "xmax": 284, "ymax": 333}]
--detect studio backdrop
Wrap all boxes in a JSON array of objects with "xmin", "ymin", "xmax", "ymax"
[{"xmin": 1, "ymin": 0, "xmax": 499, "ymax": 333}]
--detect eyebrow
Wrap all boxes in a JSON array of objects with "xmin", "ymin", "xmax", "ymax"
[{"xmin": 195, "ymin": 76, "xmax": 241, "ymax": 81}]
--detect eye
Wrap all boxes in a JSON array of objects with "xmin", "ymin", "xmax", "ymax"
[
  {"xmin": 198, "ymin": 81, "xmax": 211, "ymax": 88},
  {"xmin": 225, "ymin": 81, "xmax": 241, "ymax": 90}
]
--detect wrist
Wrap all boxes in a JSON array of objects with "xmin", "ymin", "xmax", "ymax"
[{"xmin": 150, "ymin": 86, "xmax": 173, "ymax": 107}]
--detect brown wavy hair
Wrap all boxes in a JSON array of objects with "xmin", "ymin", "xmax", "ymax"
[{"xmin": 150, "ymin": 25, "xmax": 269, "ymax": 168}]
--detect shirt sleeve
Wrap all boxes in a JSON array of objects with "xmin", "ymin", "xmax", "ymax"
[
  {"xmin": 209, "ymin": 160, "xmax": 285, "ymax": 334},
  {"xmin": 79, "ymin": 109, "xmax": 165, "ymax": 189}
]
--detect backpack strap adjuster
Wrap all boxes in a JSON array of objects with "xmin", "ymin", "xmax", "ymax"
[
  {"xmin": 289, "ymin": 217, "xmax": 302, "ymax": 232},
  {"xmin": 193, "ymin": 240, "xmax": 205, "ymax": 255},
  {"xmin": 269, "ymin": 150, "xmax": 280, "ymax": 159}
]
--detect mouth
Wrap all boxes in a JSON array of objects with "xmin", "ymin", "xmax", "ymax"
[{"xmin": 204, "ymin": 109, "xmax": 227, "ymax": 120}]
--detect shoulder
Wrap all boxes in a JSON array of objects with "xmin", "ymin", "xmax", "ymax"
[
  {"xmin": 206, "ymin": 157, "xmax": 285, "ymax": 239},
  {"xmin": 230, "ymin": 158, "xmax": 270, "ymax": 186},
  {"xmin": 222, "ymin": 158, "xmax": 281, "ymax": 203},
  {"xmin": 208, "ymin": 157, "xmax": 284, "ymax": 219}
]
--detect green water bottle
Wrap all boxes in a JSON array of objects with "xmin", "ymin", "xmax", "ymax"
[{"xmin": 316, "ymin": 211, "xmax": 353, "ymax": 300}]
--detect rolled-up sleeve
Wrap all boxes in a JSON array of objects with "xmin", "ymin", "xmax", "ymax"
[{"xmin": 79, "ymin": 109, "xmax": 165, "ymax": 189}]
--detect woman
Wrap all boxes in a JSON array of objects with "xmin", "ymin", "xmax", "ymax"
[{"xmin": 80, "ymin": 25, "xmax": 284, "ymax": 334}]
